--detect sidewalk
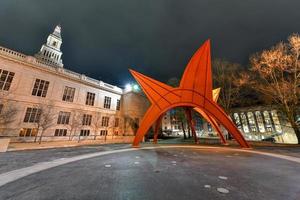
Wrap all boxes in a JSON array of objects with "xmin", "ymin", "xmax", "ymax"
[{"xmin": 8, "ymin": 137, "xmax": 134, "ymax": 151}]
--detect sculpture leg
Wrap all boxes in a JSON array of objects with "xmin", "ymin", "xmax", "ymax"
[
  {"xmin": 193, "ymin": 107, "xmax": 227, "ymax": 145},
  {"xmin": 132, "ymin": 105, "xmax": 163, "ymax": 147},
  {"xmin": 153, "ymin": 114, "xmax": 163, "ymax": 144},
  {"xmin": 185, "ymin": 108, "xmax": 198, "ymax": 144},
  {"xmin": 204, "ymin": 100, "xmax": 250, "ymax": 148}
]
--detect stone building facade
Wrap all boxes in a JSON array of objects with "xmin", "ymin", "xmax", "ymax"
[
  {"xmin": 0, "ymin": 25, "xmax": 149, "ymax": 142},
  {"xmin": 230, "ymin": 106, "xmax": 298, "ymax": 144}
]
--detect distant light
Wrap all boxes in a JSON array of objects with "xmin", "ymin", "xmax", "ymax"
[
  {"xmin": 133, "ymin": 84, "xmax": 139, "ymax": 91},
  {"xmin": 125, "ymin": 84, "xmax": 132, "ymax": 91}
]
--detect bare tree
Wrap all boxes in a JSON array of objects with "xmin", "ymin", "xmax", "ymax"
[
  {"xmin": 212, "ymin": 59, "xmax": 249, "ymax": 113},
  {"xmin": 166, "ymin": 78, "xmax": 190, "ymax": 139},
  {"xmin": 91, "ymin": 112, "xmax": 102, "ymax": 140},
  {"xmin": 109, "ymin": 115, "xmax": 121, "ymax": 139},
  {"xmin": 174, "ymin": 108, "xmax": 188, "ymax": 139},
  {"xmin": 0, "ymin": 100, "xmax": 18, "ymax": 135},
  {"xmin": 249, "ymin": 34, "xmax": 300, "ymax": 143},
  {"xmin": 99, "ymin": 113, "xmax": 111, "ymax": 141},
  {"xmin": 33, "ymin": 103, "xmax": 56, "ymax": 144},
  {"xmin": 0, "ymin": 90, "xmax": 18, "ymax": 136},
  {"xmin": 68, "ymin": 110, "xmax": 83, "ymax": 141},
  {"xmin": 124, "ymin": 115, "xmax": 139, "ymax": 136}
]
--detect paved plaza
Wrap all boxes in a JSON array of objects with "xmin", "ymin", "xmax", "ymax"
[{"xmin": 0, "ymin": 144, "xmax": 299, "ymax": 200}]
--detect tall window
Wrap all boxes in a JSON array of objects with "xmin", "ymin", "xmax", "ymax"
[
  {"xmin": 19, "ymin": 128, "xmax": 38, "ymax": 137},
  {"xmin": 233, "ymin": 113, "xmax": 242, "ymax": 130},
  {"xmin": 54, "ymin": 129, "xmax": 67, "ymax": 136},
  {"xmin": 116, "ymin": 99, "xmax": 120, "ymax": 111},
  {"xmin": 0, "ymin": 69, "xmax": 15, "ymax": 91},
  {"xmin": 82, "ymin": 114, "xmax": 92, "ymax": 126},
  {"xmin": 240, "ymin": 112, "xmax": 249, "ymax": 133},
  {"xmin": 114, "ymin": 118, "xmax": 119, "ymax": 127},
  {"xmin": 57, "ymin": 111, "xmax": 71, "ymax": 124},
  {"xmin": 86, "ymin": 92, "xmax": 95, "ymax": 106},
  {"xmin": 255, "ymin": 111, "xmax": 265, "ymax": 133},
  {"xmin": 23, "ymin": 107, "xmax": 41, "ymax": 123},
  {"xmin": 80, "ymin": 129, "xmax": 90, "ymax": 136},
  {"xmin": 0, "ymin": 104, "xmax": 3, "ymax": 114},
  {"xmin": 104, "ymin": 96, "xmax": 111, "ymax": 109},
  {"xmin": 263, "ymin": 111, "xmax": 273, "ymax": 132},
  {"xmin": 32, "ymin": 79, "xmax": 49, "ymax": 97},
  {"xmin": 62, "ymin": 86, "xmax": 75, "ymax": 102},
  {"xmin": 271, "ymin": 110, "xmax": 282, "ymax": 133},
  {"xmin": 102, "ymin": 116, "xmax": 109, "ymax": 127},
  {"xmin": 247, "ymin": 112, "xmax": 257, "ymax": 132}
]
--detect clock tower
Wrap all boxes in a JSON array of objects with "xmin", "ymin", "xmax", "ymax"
[{"xmin": 35, "ymin": 25, "xmax": 64, "ymax": 67}]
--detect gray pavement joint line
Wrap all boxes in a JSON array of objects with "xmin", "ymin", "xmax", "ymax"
[{"xmin": 0, "ymin": 145, "xmax": 299, "ymax": 188}]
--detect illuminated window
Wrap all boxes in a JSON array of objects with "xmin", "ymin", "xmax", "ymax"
[
  {"xmin": 207, "ymin": 123, "xmax": 212, "ymax": 132},
  {"xmin": 255, "ymin": 111, "xmax": 265, "ymax": 133},
  {"xmin": 233, "ymin": 113, "xmax": 242, "ymax": 130},
  {"xmin": 240, "ymin": 112, "xmax": 249, "ymax": 133},
  {"xmin": 271, "ymin": 110, "xmax": 282, "ymax": 133},
  {"xmin": 19, "ymin": 128, "xmax": 38, "ymax": 137},
  {"xmin": 247, "ymin": 112, "xmax": 257, "ymax": 132},
  {"xmin": 263, "ymin": 111, "xmax": 273, "ymax": 132}
]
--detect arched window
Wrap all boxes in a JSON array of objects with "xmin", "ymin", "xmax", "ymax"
[
  {"xmin": 52, "ymin": 41, "xmax": 57, "ymax": 47},
  {"xmin": 271, "ymin": 110, "xmax": 282, "ymax": 133},
  {"xmin": 233, "ymin": 113, "xmax": 242, "ymax": 131},
  {"xmin": 240, "ymin": 112, "xmax": 249, "ymax": 133},
  {"xmin": 263, "ymin": 111, "xmax": 273, "ymax": 132},
  {"xmin": 255, "ymin": 111, "xmax": 265, "ymax": 133},
  {"xmin": 247, "ymin": 112, "xmax": 257, "ymax": 132}
]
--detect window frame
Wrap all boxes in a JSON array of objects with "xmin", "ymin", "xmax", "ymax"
[
  {"xmin": 101, "ymin": 116, "xmax": 109, "ymax": 127},
  {"xmin": 82, "ymin": 114, "xmax": 92, "ymax": 126},
  {"xmin": 86, "ymin": 92, "xmax": 95, "ymax": 106},
  {"xmin": 116, "ymin": 99, "xmax": 120, "ymax": 111},
  {"xmin": 57, "ymin": 111, "xmax": 71, "ymax": 125},
  {"xmin": 19, "ymin": 128, "xmax": 38, "ymax": 137},
  {"xmin": 80, "ymin": 129, "xmax": 90, "ymax": 136},
  {"xmin": 62, "ymin": 86, "xmax": 75, "ymax": 102},
  {"xmin": 23, "ymin": 107, "xmax": 41, "ymax": 123},
  {"xmin": 0, "ymin": 69, "xmax": 15, "ymax": 91},
  {"xmin": 54, "ymin": 129, "xmax": 68, "ymax": 136},
  {"xmin": 32, "ymin": 79, "xmax": 50, "ymax": 97},
  {"xmin": 104, "ymin": 96, "xmax": 111, "ymax": 109}
]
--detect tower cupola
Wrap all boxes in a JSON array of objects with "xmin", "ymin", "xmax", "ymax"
[{"xmin": 35, "ymin": 25, "xmax": 63, "ymax": 67}]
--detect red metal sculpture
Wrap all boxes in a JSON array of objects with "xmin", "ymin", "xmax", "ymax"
[{"xmin": 130, "ymin": 40, "xmax": 250, "ymax": 148}]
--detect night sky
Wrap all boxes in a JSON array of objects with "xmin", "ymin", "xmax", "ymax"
[{"xmin": 0, "ymin": 0, "xmax": 300, "ymax": 87}]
